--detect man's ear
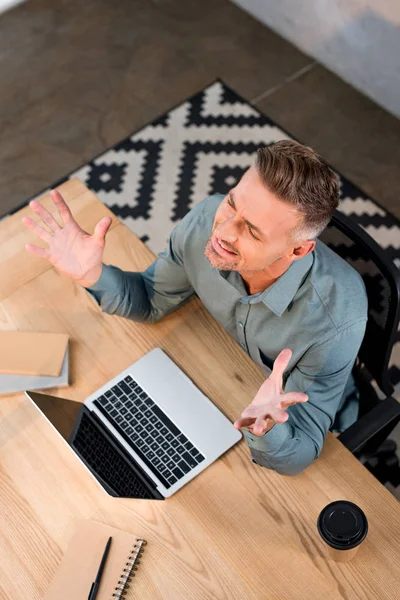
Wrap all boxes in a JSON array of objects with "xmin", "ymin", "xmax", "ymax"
[{"xmin": 291, "ymin": 240, "xmax": 316, "ymax": 260}]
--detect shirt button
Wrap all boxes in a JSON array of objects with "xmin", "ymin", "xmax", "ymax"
[
  {"xmin": 240, "ymin": 342, "xmax": 246, "ymax": 349},
  {"xmin": 238, "ymin": 321, "xmax": 243, "ymax": 328}
]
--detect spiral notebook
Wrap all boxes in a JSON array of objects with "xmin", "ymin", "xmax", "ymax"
[{"xmin": 44, "ymin": 520, "xmax": 146, "ymax": 600}]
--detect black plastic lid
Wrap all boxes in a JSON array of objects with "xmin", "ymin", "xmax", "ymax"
[{"xmin": 317, "ymin": 500, "xmax": 368, "ymax": 550}]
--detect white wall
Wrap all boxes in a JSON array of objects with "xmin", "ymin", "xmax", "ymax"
[
  {"xmin": 0, "ymin": 0, "xmax": 25, "ymax": 15},
  {"xmin": 232, "ymin": 0, "xmax": 400, "ymax": 118}
]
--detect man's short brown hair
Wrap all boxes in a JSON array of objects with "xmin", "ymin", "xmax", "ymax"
[{"xmin": 254, "ymin": 140, "xmax": 340, "ymax": 241}]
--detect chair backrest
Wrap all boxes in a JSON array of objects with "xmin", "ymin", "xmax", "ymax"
[{"xmin": 319, "ymin": 209, "xmax": 400, "ymax": 397}]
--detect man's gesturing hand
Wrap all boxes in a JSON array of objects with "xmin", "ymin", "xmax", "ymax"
[
  {"xmin": 234, "ymin": 348, "xmax": 308, "ymax": 436},
  {"xmin": 22, "ymin": 189, "xmax": 112, "ymax": 287}
]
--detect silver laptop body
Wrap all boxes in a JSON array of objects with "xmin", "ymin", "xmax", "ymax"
[{"xmin": 25, "ymin": 347, "xmax": 242, "ymax": 498}]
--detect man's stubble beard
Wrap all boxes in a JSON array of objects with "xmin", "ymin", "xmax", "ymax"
[
  {"xmin": 204, "ymin": 236, "xmax": 241, "ymax": 271},
  {"xmin": 204, "ymin": 235, "xmax": 285, "ymax": 273}
]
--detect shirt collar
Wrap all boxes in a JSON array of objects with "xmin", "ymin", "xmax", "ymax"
[
  {"xmin": 257, "ymin": 252, "xmax": 314, "ymax": 316},
  {"xmin": 220, "ymin": 252, "xmax": 314, "ymax": 317}
]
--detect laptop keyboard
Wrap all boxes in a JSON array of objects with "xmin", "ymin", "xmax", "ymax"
[
  {"xmin": 72, "ymin": 411, "xmax": 154, "ymax": 498},
  {"xmin": 93, "ymin": 375, "xmax": 205, "ymax": 489}
]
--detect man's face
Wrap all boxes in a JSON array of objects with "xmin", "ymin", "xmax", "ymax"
[{"xmin": 204, "ymin": 166, "xmax": 303, "ymax": 272}]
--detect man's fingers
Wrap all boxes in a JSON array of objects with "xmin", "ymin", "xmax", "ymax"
[
  {"xmin": 242, "ymin": 391, "xmax": 307, "ymax": 420},
  {"xmin": 25, "ymin": 243, "xmax": 50, "ymax": 259},
  {"xmin": 273, "ymin": 411, "xmax": 289, "ymax": 423},
  {"xmin": 253, "ymin": 414, "xmax": 286, "ymax": 435},
  {"xmin": 242, "ymin": 404, "xmax": 266, "ymax": 416},
  {"xmin": 50, "ymin": 189, "xmax": 74, "ymax": 225},
  {"xmin": 281, "ymin": 392, "xmax": 308, "ymax": 409},
  {"xmin": 93, "ymin": 216, "xmax": 113, "ymax": 241},
  {"xmin": 234, "ymin": 417, "xmax": 255, "ymax": 430},
  {"xmin": 29, "ymin": 199, "xmax": 61, "ymax": 232},
  {"xmin": 270, "ymin": 348, "xmax": 292, "ymax": 385},
  {"xmin": 253, "ymin": 417, "xmax": 269, "ymax": 435},
  {"xmin": 22, "ymin": 216, "xmax": 52, "ymax": 243},
  {"xmin": 254, "ymin": 409, "xmax": 288, "ymax": 424},
  {"xmin": 242, "ymin": 404, "xmax": 288, "ymax": 424},
  {"xmin": 242, "ymin": 404, "xmax": 274, "ymax": 420}
]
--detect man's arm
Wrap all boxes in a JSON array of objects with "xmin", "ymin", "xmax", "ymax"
[
  {"xmin": 243, "ymin": 320, "xmax": 367, "ymax": 476},
  {"xmin": 84, "ymin": 201, "xmax": 207, "ymax": 322}
]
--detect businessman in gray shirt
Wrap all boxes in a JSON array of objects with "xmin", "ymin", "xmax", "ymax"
[{"xmin": 23, "ymin": 140, "xmax": 368, "ymax": 476}]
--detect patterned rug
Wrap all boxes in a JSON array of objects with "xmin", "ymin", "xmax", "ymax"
[{"xmin": 5, "ymin": 79, "xmax": 400, "ymax": 398}]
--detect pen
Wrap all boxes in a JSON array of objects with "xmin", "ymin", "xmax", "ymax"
[{"xmin": 88, "ymin": 536, "xmax": 112, "ymax": 600}]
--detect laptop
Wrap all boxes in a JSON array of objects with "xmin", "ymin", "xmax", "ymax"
[{"xmin": 24, "ymin": 347, "xmax": 242, "ymax": 499}]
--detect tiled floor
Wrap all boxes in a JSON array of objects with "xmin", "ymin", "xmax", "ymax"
[
  {"xmin": 1, "ymin": 0, "xmax": 400, "ymax": 220},
  {"xmin": 1, "ymin": 0, "xmax": 399, "ymax": 495}
]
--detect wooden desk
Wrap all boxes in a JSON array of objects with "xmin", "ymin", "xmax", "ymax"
[{"xmin": 1, "ymin": 179, "xmax": 399, "ymax": 600}]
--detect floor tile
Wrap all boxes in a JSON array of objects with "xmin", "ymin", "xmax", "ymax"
[
  {"xmin": 257, "ymin": 65, "xmax": 400, "ymax": 219},
  {"xmin": 0, "ymin": 0, "xmax": 399, "ymax": 224}
]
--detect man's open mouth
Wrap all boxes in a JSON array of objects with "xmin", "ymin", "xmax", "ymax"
[{"xmin": 212, "ymin": 236, "xmax": 238, "ymax": 257}]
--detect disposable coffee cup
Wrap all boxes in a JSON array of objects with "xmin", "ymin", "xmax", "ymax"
[{"xmin": 317, "ymin": 500, "xmax": 368, "ymax": 562}]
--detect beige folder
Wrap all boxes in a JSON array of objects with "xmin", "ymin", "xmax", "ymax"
[
  {"xmin": 44, "ymin": 520, "xmax": 147, "ymax": 600},
  {"xmin": 0, "ymin": 331, "xmax": 69, "ymax": 376}
]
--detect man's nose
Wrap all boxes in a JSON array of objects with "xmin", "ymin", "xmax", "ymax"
[{"xmin": 217, "ymin": 220, "xmax": 238, "ymax": 242}]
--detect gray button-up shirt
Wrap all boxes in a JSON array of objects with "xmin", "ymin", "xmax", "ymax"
[{"xmin": 85, "ymin": 194, "xmax": 368, "ymax": 476}]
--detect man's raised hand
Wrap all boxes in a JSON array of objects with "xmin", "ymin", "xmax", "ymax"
[
  {"xmin": 22, "ymin": 189, "xmax": 112, "ymax": 287},
  {"xmin": 234, "ymin": 348, "xmax": 308, "ymax": 436}
]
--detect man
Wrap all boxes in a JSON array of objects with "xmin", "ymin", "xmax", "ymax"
[{"xmin": 23, "ymin": 140, "xmax": 368, "ymax": 476}]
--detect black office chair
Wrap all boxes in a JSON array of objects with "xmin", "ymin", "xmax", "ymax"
[{"xmin": 319, "ymin": 210, "xmax": 400, "ymax": 487}]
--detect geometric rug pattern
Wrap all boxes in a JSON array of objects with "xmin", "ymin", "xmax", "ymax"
[{"xmin": 4, "ymin": 79, "xmax": 400, "ymax": 397}]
